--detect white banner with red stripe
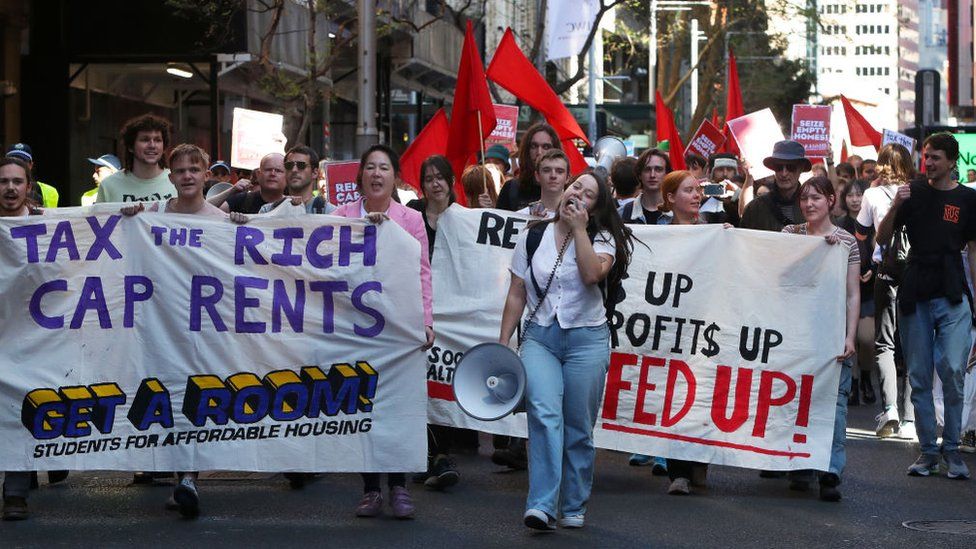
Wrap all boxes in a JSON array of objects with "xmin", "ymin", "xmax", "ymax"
[{"xmin": 428, "ymin": 205, "xmax": 845, "ymax": 471}]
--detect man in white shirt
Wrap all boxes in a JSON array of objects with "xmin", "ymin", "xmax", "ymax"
[{"xmin": 95, "ymin": 114, "xmax": 175, "ymax": 203}]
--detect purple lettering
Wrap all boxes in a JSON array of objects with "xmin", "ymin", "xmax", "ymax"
[
  {"xmin": 352, "ymin": 281, "xmax": 385, "ymax": 337},
  {"xmin": 9, "ymin": 223, "xmax": 47, "ymax": 263},
  {"xmin": 123, "ymin": 275, "xmax": 154, "ymax": 328},
  {"xmin": 70, "ymin": 277, "xmax": 111, "ymax": 329},
  {"xmin": 309, "ymin": 280, "xmax": 348, "ymax": 334},
  {"xmin": 234, "ymin": 276, "xmax": 268, "ymax": 333},
  {"xmin": 30, "ymin": 279, "xmax": 67, "ymax": 329},
  {"xmin": 234, "ymin": 226, "xmax": 267, "ymax": 265},
  {"xmin": 339, "ymin": 224, "xmax": 376, "ymax": 266},
  {"xmin": 45, "ymin": 221, "xmax": 80, "ymax": 262},
  {"xmin": 271, "ymin": 227, "xmax": 303, "ymax": 266},
  {"xmin": 190, "ymin": 275, "xmax": 227, "ymax": 331},
  {"xmin": 85, "ymin": 215, "xmax": 123, "ymax": 261}
]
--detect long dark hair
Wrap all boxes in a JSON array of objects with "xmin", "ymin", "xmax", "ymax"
[
  {"xmin": 516, "ymin": 122, "xmax": 562, "ymax": 194},
  {"xmin": 550, "ymin": 168, "xmax": 634, "ymax": 291},
  {"xmin": 418, "ymin": 154, "xmax": 456, "ymax": 206}
]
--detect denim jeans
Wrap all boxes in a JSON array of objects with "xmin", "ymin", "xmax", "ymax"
[
  {"xmin": 899, "ymin": 297, "xmax": 973, "ymax": 454},
  {"xmin": 2, "ymin": 471, "xmax": 31, "ymax": 498},
  {"xmin": 521, "ymin": 321, "xmax": 610, "ymax": 518},
  {"xmin": 875, "ymin": 277, "xmax": 913, "ymax": 421}
]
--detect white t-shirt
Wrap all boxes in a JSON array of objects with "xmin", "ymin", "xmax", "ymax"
[
  {"xmin": 510, "ymin": 223, "xmax": 616, "ymax": 328},
  {"xmin": 515, "ymin": 206, "xmax": 556, "ymax": 219},
  {"xmin": 95, "ymin": 170, "xmax": 175, "ymax": 203},
  {"xmin": 857, "ymin": 184, "xmax": 897, "ymax": 263}
]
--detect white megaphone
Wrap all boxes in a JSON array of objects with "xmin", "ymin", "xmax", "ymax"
[
  {"xmin": 452, "ymin": 343, "xmax": 526, "ymax": 421},
  {"xmin": 593, "ymin": 136, "xmax": 627, "ymax": 172}
]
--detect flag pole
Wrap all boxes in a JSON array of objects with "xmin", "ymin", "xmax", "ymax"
[{"xmin": 476, "ymin": 109, "xmax": 490, "ymax": 204}]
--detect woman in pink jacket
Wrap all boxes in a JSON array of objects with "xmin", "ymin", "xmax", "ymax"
[{"xmin": 333, "ymin": 144, "xmax": 434, "ymax": 519}]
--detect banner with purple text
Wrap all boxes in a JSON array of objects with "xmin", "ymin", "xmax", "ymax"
[
  {"xmin": 428, "ymin": 206, "xmax": 845, "ymax": 471},
  {"xmin": 0, "ymin": 210, "xmax": 426, "ymax": 472}
]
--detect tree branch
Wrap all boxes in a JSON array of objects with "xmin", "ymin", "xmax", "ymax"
[{"xmin": 552, "ymin": 0, "xmax": 625, "ymax": 95}]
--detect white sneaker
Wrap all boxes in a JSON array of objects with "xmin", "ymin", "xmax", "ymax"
[
  {"xmin": 875, "ymin": 408, "xmax": 899, "ymax": 438},
  {"xmin": 523, "ymin": 508, "xmax": 555, "ymax": 531},
  {"xmin": 961, "ymin": 431, "xmax": 976, "ymax": 454},
  {"xmin": 895, "ymin": 421, "xmax": 917, "ymax": 442},
  {"xmin": 558, "ymin": 514, "xmax": 585, "ymax": 528}
]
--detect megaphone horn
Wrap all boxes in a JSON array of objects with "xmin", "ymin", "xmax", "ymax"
[
  {"xmin": 593, "ymin": 136, "xmax": 627, "ymax": 171},
  {"xmin": 452, "ymin": 343, "xmax": 527, "ymax": 421}
]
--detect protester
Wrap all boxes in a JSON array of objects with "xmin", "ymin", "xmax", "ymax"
[
  {"xmin": 6, "ymin": 143, "xmax": 59, "ymax": 208},
  {"xmin": 685, "ymin": 152, "xmax": 706, "ymax": 179},
  {"xmin": 782, "ymin": 176, "xmax": 860, "ymax": 501},
  {"xmin": 860, "ymin": 159, "xmax": 878, "ymax": 182},
  {"xmin": 483, "ymin": 143, "xmax": 512, "ymax": 180},
  {"xmin": 499, "ymin": 168, "xmax": 632, "ymax": 530},
  {"xmin": 877, "ymin": 132, "xmax": 976, "ymax": 480},
  {"xmin": 210, "ymin": 153, "xmax": 286, "ymax": 214},
  {"xmin": 496, "ymin": 123, "xmax": 561, "ymax": 211},
  {"xmin": 118, "ymin": 144, "xmax": 247, "ymax": 517},
  {"xmin": 96, "ymin": 114, "xmax": 174, "ymax": 203},
  {"xmin": 460, "ymin": 164, "xmax": 497, "ymax": 208},
  {"xmin": 700, "ymin": 153, "xmax": 741, "ymax": 225},
  {"xmin": 1, "ymin": 157, "xmax": 42, "ymax": 521},
  {"xmin": 518, "ymin": 149, "xmax": 570, "ymax": 218},
  {"xmin": 209, "ymin": 161, "xmax": 233, "ymax": 183},
  {"xmin": 610, "ymin": 157, "xmax": 639, "ymax": 208},
  {"xmin": 967, "ymin": 169, "xmax": 976, "ymax": 184},
  {"xmin": 848, "ymin": 154, "xmax": 864, "ymax": 176},
  {"xmin": 333, "ymin": 144, "xmax": 434, "ymax": 518},
  {"xmin": 740, "ymin": 140, "xmax": 808, "ymax": 231},
  {"xmin": 81, "ymin": 154, "xmax": 121, "ymax": 206},
  {"xmin": 618, "ymin": 148, "xmax": 670, "ymax": 225},
  {"xmin": 837, "ymin": 179, "xmax": 877, "ymax": 406},
  {"xmin": 258, "ymin": 146, "xmax": 335, "ymax": 215},
  {"xmin": 855, "ymin": 143, "xmax": 916, "ymax": 439},
  {"xmin": 811, "ymin": 162, "xmax": 827, "ymax": 179}
]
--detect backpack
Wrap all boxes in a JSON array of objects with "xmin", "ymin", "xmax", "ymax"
[
  {"xmin": 878, "ymin": 187, "xmax": 910, "ymax": 284},
  {"xmin": 524, "ymin": 221, "xmax": 624, "ymax": 324}
]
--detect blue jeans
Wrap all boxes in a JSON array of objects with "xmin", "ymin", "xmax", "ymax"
[
  {"xmin": 521, "ymin": 321, "xmax": 610, "ymax": 518},
  {"xmin": 899, "ymin": 297, "xmax": 973, "ymax": 454}
]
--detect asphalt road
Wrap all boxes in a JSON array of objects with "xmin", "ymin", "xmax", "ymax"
[{"xmin": 2, "ymin": 405, "xmax": 975, "ymax": 548}]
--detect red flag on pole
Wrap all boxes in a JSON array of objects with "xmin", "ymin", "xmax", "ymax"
[
  {"xmin": 655, "ymin": 91, "xmax": 686, "ymax": 170},
  {"xmin": 840, "ymin": 95, "xmax": 882, "ymax": 151},
  {"xmin": 400, "ymin": 108, "xmax": 450, "ymax": 193},
  {"xmin": 839, "ymin": 140, "xmax": 849, "ymax": 163},
  {"xmin": 710, "ymin": 108, "xmax": 720, "ymax": 129},
  {"xmin": 486, "ymin": 28, "xmax": 590, "ymax": 149},
  {"xmin": 446, "ymin": 20, "xmax": 497, "ymax": 204},
  {"xmin": 722, "ymin": 48, "xmax": 744, "ymax": 155}
]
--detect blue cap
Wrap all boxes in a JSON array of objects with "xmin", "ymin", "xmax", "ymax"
[
  {"xmin": 6, "ymin": 143, "xmax": 32, "ymax": 163},
  {"xmin": 87, "ymin": 154, "xmax": 122, "ymax": 171}
]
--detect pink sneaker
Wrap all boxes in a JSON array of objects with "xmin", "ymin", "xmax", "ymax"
[
  {"xmin": 355, "ymin": 491, "xmax": 382, "ymax": 517},
  {"xmin": 389, "ymin": 486, "xmax": 415, "ymax": 519}
]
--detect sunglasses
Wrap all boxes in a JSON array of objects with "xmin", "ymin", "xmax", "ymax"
[
  {"xmin": 284, "ymin": 161, "xmax": 309, "ymax": 171},
  {"xmin": 770, "ymin": 163, "xmax": 799, "ymax": 173}
]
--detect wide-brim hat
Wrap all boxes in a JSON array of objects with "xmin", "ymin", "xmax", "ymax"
[{"xmin": 762, "ymin": 140, "xmax": 811, "ymax": 172}]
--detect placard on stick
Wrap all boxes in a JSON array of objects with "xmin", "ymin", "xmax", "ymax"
[
  {"xmin": 881, "ymin": 129, "xmax": 916, "ymax": 152},
  {"xmin": 324, "ymin": 161, "xmax": 360, "ymax": 206},
  {"xmin": 486, "ymin": 104, "xmax": 519, "ymax": 151},
  {"xmin": 727, "ymin": 109, "xmax": 785, "ymax": 180},
  {"xmin": 685, "ymin": 120, "xmax": 726, "ymax": 159},
  {"xmin": 791, "ymin": 105, "xmax": 832, "ymax": 159}
]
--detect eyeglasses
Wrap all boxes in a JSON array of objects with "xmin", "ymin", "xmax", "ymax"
[
  {"xmin": 771, "ymin": 163, "xmax": 799, "ymax": 173},
  {"xmin": 284, "ymin": 161, "xmax": 309, "ymax": 171}
]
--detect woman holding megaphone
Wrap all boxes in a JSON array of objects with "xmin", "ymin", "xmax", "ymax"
[{"xmin": 498, "ymin": 168, "xmax": 633, "ymax": 531}]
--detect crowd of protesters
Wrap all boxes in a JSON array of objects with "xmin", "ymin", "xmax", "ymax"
[{"xmin": 2, "ymin": 112, "xmax": 976, "ymax": 530}]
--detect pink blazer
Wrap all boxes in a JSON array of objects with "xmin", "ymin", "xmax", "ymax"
[{"xmin": 333, "ymin": 199, "xmax": 433, "ymax": 327}]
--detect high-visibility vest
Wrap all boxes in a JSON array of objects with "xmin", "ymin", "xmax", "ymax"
[
  {"xmin": 36, "ymin": 181, "xmax": 59, "ymax": 208},
  {"xmin": 81, "ymin": 187, "xmax": 98, "ymax": 207}
]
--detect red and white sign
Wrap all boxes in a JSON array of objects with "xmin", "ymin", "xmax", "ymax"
[
  {"xmin": 486, "ymin": 104, "xmax": 520, "ymax": 150},
  {"xmin": 791, "ymin": 105, "xmax": 832, "ymax": 159},
  {"xmin": 685, "ymin": 120, "xmax": 726, "ymax": 159},
  {"xmin": 230, "ymin": 108, "xmax": 287, "ymax": 171},
  {"xmin": 324, "ymin": 161, "xmax": 361, "ymax": 206},
  {"xmin": 727, "ymin": 109, "xmax": 786, "ymax": 180}
]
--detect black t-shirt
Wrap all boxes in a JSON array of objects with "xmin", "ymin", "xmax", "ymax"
[
  {"xmin": 225, "ymin": 191, "xmax": 268, "ymax": 214},
  {"xmin": 406, "ymin": 199, "xmax": 436, "ymax": 261},
  {"xmin": 838, "ymin": 214, "xmax": 875, "ymax": 301},
  {"xmin": 642, "ymin": 207, "xmax": 662, "ymax": 225},
  {"xmin": 496, "ymin": 178, "xmax": 540, "ymax": 212},
  {"xmin": 894, "ymin": 180, "xmax": 976, "ymax": 308}
]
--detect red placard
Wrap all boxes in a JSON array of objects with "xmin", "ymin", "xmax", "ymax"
[
  {"xmin": 685, "ymin": 120, "xmax": 726, "ymax": 159},
  {"xmin": 324, "ymin": 161, "xmax": 361, "ymax": 206},
  {"xmin": 485, "ymin": 104, "xmax": 520, "ymax": 150},
  {"xmin": 727, "ymin": 109, "xmax": 785, "ymax": 180},
  {"xmin": 791, "ymin": 105, "xmax": 832, "ymax": 159}
]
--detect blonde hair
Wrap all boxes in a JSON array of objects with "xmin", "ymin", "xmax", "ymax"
[{"xmin": 876, "ymin": 143, "xmax": 916, "ymax": 185}]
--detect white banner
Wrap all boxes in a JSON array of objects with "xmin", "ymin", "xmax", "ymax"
[
  {"xmin": 428, "ymin": 206, "xmax": 845, "ymax": 471},
  {"xmin": 0, "ymin": 210, "xmax": 427, "ymax": 472},
  {"xmin": 545, "ymin": 0, "xmax": 600, "ymax": 61}
]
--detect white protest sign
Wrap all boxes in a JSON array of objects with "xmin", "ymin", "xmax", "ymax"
[
  {"xmin": 0, "ymin": 211, "xmax": 426, "ymax": 472},
  {"xmin": 429, "ymin": 206, "xmax": 845, "ymax": 470},
  {"xmin": 231, "ymin": 108, "xmax": 287, "ymax": 170},
  {"xmin": 545, "ymin": 0, "xmax": 600, "ymax": 61},
  {"xmin": 881, "ymin": 129, "xmax": 916, "ymax": 152},
  {"xmin": 727, "ymin": 109, "xmax": 786, "ymax": 180}
]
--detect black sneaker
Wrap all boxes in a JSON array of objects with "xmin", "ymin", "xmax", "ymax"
[
  {"xmin": 47, "ymin": 470, "xmax": 69, "ymax": 485},
  {"xmin": 173, "ymin": 477, "xmax": 200, "ymax": 519},
  {"xmin": 491, "ymin": 448, "xmax": 527, "ymax": 470},
  {"xmin": 2, "ymin": 496, "xmax": 28, "ymax": 521},
  {"xmin": 284, "ymin": 473, "xmax": 312, "ymax": 489},
  {"xmin": 819, "ymin": 473, "xmax": 841, "ymax": 502},
  {"xmin": 425, "ymin": 456, "xmax": 460, "ymax": 490}
]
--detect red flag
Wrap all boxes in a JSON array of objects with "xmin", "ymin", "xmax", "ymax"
[
  {"xmin": 655, "ymin": 91, "xmax": 686, "ymax": 170},
  {"xmin": 486, "ymin": 28, "xmax": 589, "ymax": 145},
  {"xmin": 710, "ymin": 108, "xmax": 720, "ymax": 129},
  {"xmin": 839, "ymin": 140, "xmax": 848, "ymax": 163},
  {"xmin": 722, "ymin": 48, "xmax": 744, "ymax": 155},
  {"xmin": 400, "ymin": 108, "xmax": 450, "ymax": 193},
  {"xmin": 840, "ymin": 95, "xmax": 882, "ymax": 151},
  {"xmin": 562, "ymin": 139, "xmax": 588, "ymax": 174},
  {"xmin": 446, "ymin": 21, "xmax": 497, "ymax": 204}
]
